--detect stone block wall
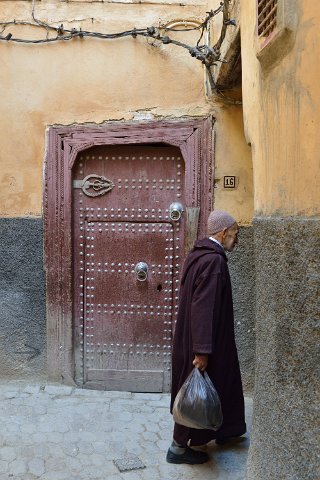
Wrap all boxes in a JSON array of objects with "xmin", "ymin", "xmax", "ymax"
[
  {"xmin": 229, "ymin": 225, "xmax": 255, "ymax": 393},
  {"xmin": 0, "ymin": 219, "xmax": 256, "ymax": 390},
  {"xmin": 0, "ymin": 218, "xmax": 46, "ymax": 379},
  {"xmin": 247, "ymin": 216, "xmax": 319, "ymax": 480}
]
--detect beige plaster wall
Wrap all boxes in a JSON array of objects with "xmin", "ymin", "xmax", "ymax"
[
  {"xmin": 0, "ymin": 0, "xmax": 253, "ymax": 223},
  {"xmin": 213, "ymin": 105, "xmax": 253, "ymax": 225},
  {"xmin": 240, "ymin": 0, "xmax": 320, "ymax": 217}
]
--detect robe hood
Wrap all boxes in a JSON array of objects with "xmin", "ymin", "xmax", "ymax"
[{"xmin": 181, "ymin": 237, "xmax": 227, "ymax": 285}]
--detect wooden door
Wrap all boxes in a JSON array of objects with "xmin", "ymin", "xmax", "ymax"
[{"xmin": 72, "ymin": 145, "xmax": 185, "ymax": 392}]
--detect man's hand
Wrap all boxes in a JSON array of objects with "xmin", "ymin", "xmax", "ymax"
[{"xmin": 193, "ymin": 354, "xmax": 208, "ymax": 372}]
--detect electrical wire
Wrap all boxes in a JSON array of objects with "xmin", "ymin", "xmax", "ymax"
[
  {"xmin": 0, "ymin": 0, "xmax": 239, "ymax": 103},
  {"xmin": 0, "ymin": 2, "xmax": 227, "ymax": 49}
]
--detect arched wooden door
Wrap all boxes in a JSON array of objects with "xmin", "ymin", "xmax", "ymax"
[
  {"xmin": 72, "ymin": 145, "xmax": 185, "ymax": 392},
  {"xmin": 44, "ymin": 118, "xmax": 213, "ymax": 390}
]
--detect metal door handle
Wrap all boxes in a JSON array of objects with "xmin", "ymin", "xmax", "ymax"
[
  {"xmin": 135, "ymin": 262, "xmax": 148, "ymax": 282},
  {"xmin": 169, "ymin": 202, "xmax": 184, "ymax": 221},
  {"xmin": 73, "ymin": 174, "xmax": 114, "ymax": 197}
]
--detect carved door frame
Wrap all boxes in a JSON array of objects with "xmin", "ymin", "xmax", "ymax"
[{"xmin": 44, "ymin": 117, "xmax": 214, "ymax": 384}]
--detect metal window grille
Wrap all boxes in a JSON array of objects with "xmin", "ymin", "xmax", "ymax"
[{"xmin": 257, "ymin": 0, "xmax": 278, "ymax": 37}]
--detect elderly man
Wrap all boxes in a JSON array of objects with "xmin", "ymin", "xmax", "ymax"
[{"xmin": 166, "ymin": 210, "xmax": 246, "ymax": 464}]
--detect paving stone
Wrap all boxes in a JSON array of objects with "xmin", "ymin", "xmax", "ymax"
[
  {"xmin": 46, "ymin": 432, "xmax": 64, "ymax": 444},
  {"xmin": 5, "ymin": 475, "xmax": 35, "ymax": 480},
  {"xmin": 41, "ymin": 471, "xmax": 70, "ymax": 480},
  {"xmin": 45, "ymin": 457, "xmax": 67, "ymax": 471},
  {"xmin": 1, "ymin": 434, "xmax": 21, "ymax": 447},
  {"xmin": 18, "ymin": 444, "xmax": 48, "ymax": 459},
  {"xmin": 65, "ymin": 456, "xmax": 82, "ymax": 471},
  {"xmin": 0, "ymin": 447, "xmax": 16, "ymax": 462},
  {"xmin": 23, "ymin": 385, "xmax": 41, "ymax": 394},
  {"xmin": 63, "ymin": 431, "xmax": 82, "ymax": 443},
  {"xmin": 28, "ymin": 458, "xmax": 45, "ymax": 477},
  {"xmin": 0, "ymin": 382, "xmax": 23, "ymax": 392},
  {"xmin": 0, "ymin": 382, "xmax": 251, "ymax": 480},
  {"xmin": 118, "ymin": 412, "xmax": 133, "ymax": 423},
  {"xmin": 141, "ymin": 440, "xmax": 161, "ymax": 454},
  {"xmin": 105, "ymin": 431, "xmax": 131, "ymax": 443},
  {"xmin": 109, "ymin": 402, "xmax": 128, "ymax": 413},
  {"xmin": 4, "ymin": 392, "xmax": 17, "ymax": 399},
  {"xmin": 54, "ymin": 422, "xmax": 71, "ymax": 434},
  {"xmin": 20, "ymin": 423, "xmax": 38, "ymax": 434},
  {"xmin": 97, "ymin": 475, "xmax": 122, "ymax": 480},
  {"xmin": 19, "ymin": 393, "xmax": 31, "ymax": 399},
  {"xmin": 139, "ymin": 450, "xmax": 163, "ymax": 468},
  {"xmin": 90, "ymin": 430, "xmax": 111, "ymax": 443},
  {"xmin": 158, "ymin": 428, "xmax": 171, "ymax": 440},
  {"xmin": 62, "ymin": 443, "xmax": 79, "ymax": 457},
  {"xmin": 91, "ymin": 453, "xmax": 107, "ymax": 467},
  {"xmin": 132, "ymin": 393, "xmax": 162, "ymax": 401},
  {"xmin": 144, "ymin": 421, "xmax": 161, "ymax": 433},
  {"xmin": 147, "ymin": 399, "xmax": 170, "ymax": 408},
  {"xmin": 0, "ymin": 460, "xmax": 8, "ymax": 474},
  {"xmin": 72, "ymin": 388, "xmax": 106, "ymax": 397},
  {"xmin": 119, "ymin": 471, "xmax": 144, "ymax": 480},
  {"xmin": 123, "ymin": 401, "xmax": 154, "ymax": 410},
  {"xmin": 8, "ymin": 460, "xmax": 27, "ymax": 477},
  {"xmin": 159, "ymin": 419, "xmax": 173, "ymax": 429},
  {"xmin": 158, "ymin": 462, "xmax": 184, "ymax": 479},
  {"xmin": 157, "ymin": 439, "xmax": 170, "ymax": 451},
  {"xmin": 92, "ymin": 441, "xmax": 107, "ymax": 455},
  {"xmin": 78, "ymin": 431, "xmax": 97, "ymax": 442},
  {"xmin": 124, "ymin": 422, "xmax": 145, "ymax": 433},
  {"xmin": 81, "ymin": 464, "xmax": 117, "ymax": 478},
  {"xmin": 3, "ymin": 424, "xmax": 20, "ymax": 435},
  {"xmin": 77, "ymin": 441, "xmax": 94, "ymax": 455},
  {"xmin": 45, "ymin": 385, "xmax": 74, "ymax": 395},
  {"xmin": 100, "ymin": 390, "xmax": 132, "ymax": 400},
  {"xmin": 123, "ymin": 443, "xmax": 144, "ymax": 457},
  {"xmin": 32, "ymin": 432, "xmax": 48, "ymax": 444},
  {"xmin": 139, "ymin": 466, "xmax": 161, "ymax": 479},
  {"xmin": 141, "ymin": 431, "xmax": 159, "ymax": 442}
]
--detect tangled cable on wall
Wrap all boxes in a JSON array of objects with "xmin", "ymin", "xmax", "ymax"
[
  {"xmin": 0, "ymin": 0, "xmax": 238, "ymax": 101},
  {"xmin": 0, "ymin": 1, "xmax": 234, "ymax": 65}
]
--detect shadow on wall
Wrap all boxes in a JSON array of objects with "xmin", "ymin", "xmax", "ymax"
[
  {"xmin": 0, "ymin": 218, "xmax": 47, "ymax": 379},
  {"xmin": 228, "ymin": 225, "xmax": 255, "ymax": 393}
]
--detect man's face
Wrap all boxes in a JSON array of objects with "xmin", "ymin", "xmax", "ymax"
[{"xmin": 221, "ymin": 223, "xmax": 239, "ymax": 252}]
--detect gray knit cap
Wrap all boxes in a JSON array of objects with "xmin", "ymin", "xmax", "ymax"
[{"xmin": 207, "ymin": 210, "xmax": 236, "ymax": 235}]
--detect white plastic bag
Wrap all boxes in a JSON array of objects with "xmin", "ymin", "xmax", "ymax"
[{"xmin": 172, "ymin": 367, "xmax": 223, "ymax": 430}]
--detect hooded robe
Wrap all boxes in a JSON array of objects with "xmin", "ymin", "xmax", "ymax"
[{"xmin": 170, "ymin": 238, "xmax": 246, "ymax": 445}]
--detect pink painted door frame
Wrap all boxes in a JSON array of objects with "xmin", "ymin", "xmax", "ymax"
[{"xmin": 44, "ymin": 118, "xmax": 214, "ymax": 384}]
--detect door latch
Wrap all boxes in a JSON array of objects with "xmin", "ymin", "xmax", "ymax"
[
  {"xmin": 169, "ymin": 202, "xmax": 184, "ymax": 221},
  {"xmin": 73, "ymin": 174, "xmax": 114, "ymax": 197},
  {"xmin": 135, "ymin": 262, "xmax": 148, "ymax": 282}
]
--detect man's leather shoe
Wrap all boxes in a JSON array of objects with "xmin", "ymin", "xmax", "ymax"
[{"xmin": 166, "ymin": 445, "xmax": 209, "ymax": 464}]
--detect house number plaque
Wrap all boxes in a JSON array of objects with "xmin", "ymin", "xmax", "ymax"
[{"xmin": 224, "ymin": 176, "xmax": 236, "ymax": 189}]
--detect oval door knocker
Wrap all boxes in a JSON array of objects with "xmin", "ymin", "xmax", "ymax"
[
  {"xmin": 169, "ymin": 202, "xmax": 184, "ymax": 221},
  {"xmin": 82, "ymin": 174, "xmax": 114, "ymax": 197},
  {"xmin": 135, "ymin": 262, "xmax": 149, "ymax": 282}
]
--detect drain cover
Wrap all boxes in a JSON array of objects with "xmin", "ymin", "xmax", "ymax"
[{"xmin": 113, "ymin": 456, "xmax": 146, "ymax": 472}]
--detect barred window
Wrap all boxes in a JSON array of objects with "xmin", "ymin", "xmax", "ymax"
[{"xmin": 257, "ymin": 0, "xmax": 278, "ymax": 37}]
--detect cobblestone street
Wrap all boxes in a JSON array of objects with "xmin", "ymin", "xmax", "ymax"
[{"xmin": 0, "ymin": 382, "xmax": 252, "ymax": 480}]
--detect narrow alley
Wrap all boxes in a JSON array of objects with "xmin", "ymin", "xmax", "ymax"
[{"xmin": 0, "ymin": 381, "xmax": 252, "ymax": 480}]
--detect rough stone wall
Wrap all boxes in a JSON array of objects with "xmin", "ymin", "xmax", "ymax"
[
  {"xmin": 0, "ymin": 218, "xmax": 46, "ymax": 379},
  {"xmin": 247, "ymin": 217, "xmax": 319, "ymax": 480},
  {"xmin": 0, "ymin": 219, "xmax": 256, "ymax": 389},
  {"xmin": 228, "ymin": 226, "xmax": 255, "ymax": 393}
]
